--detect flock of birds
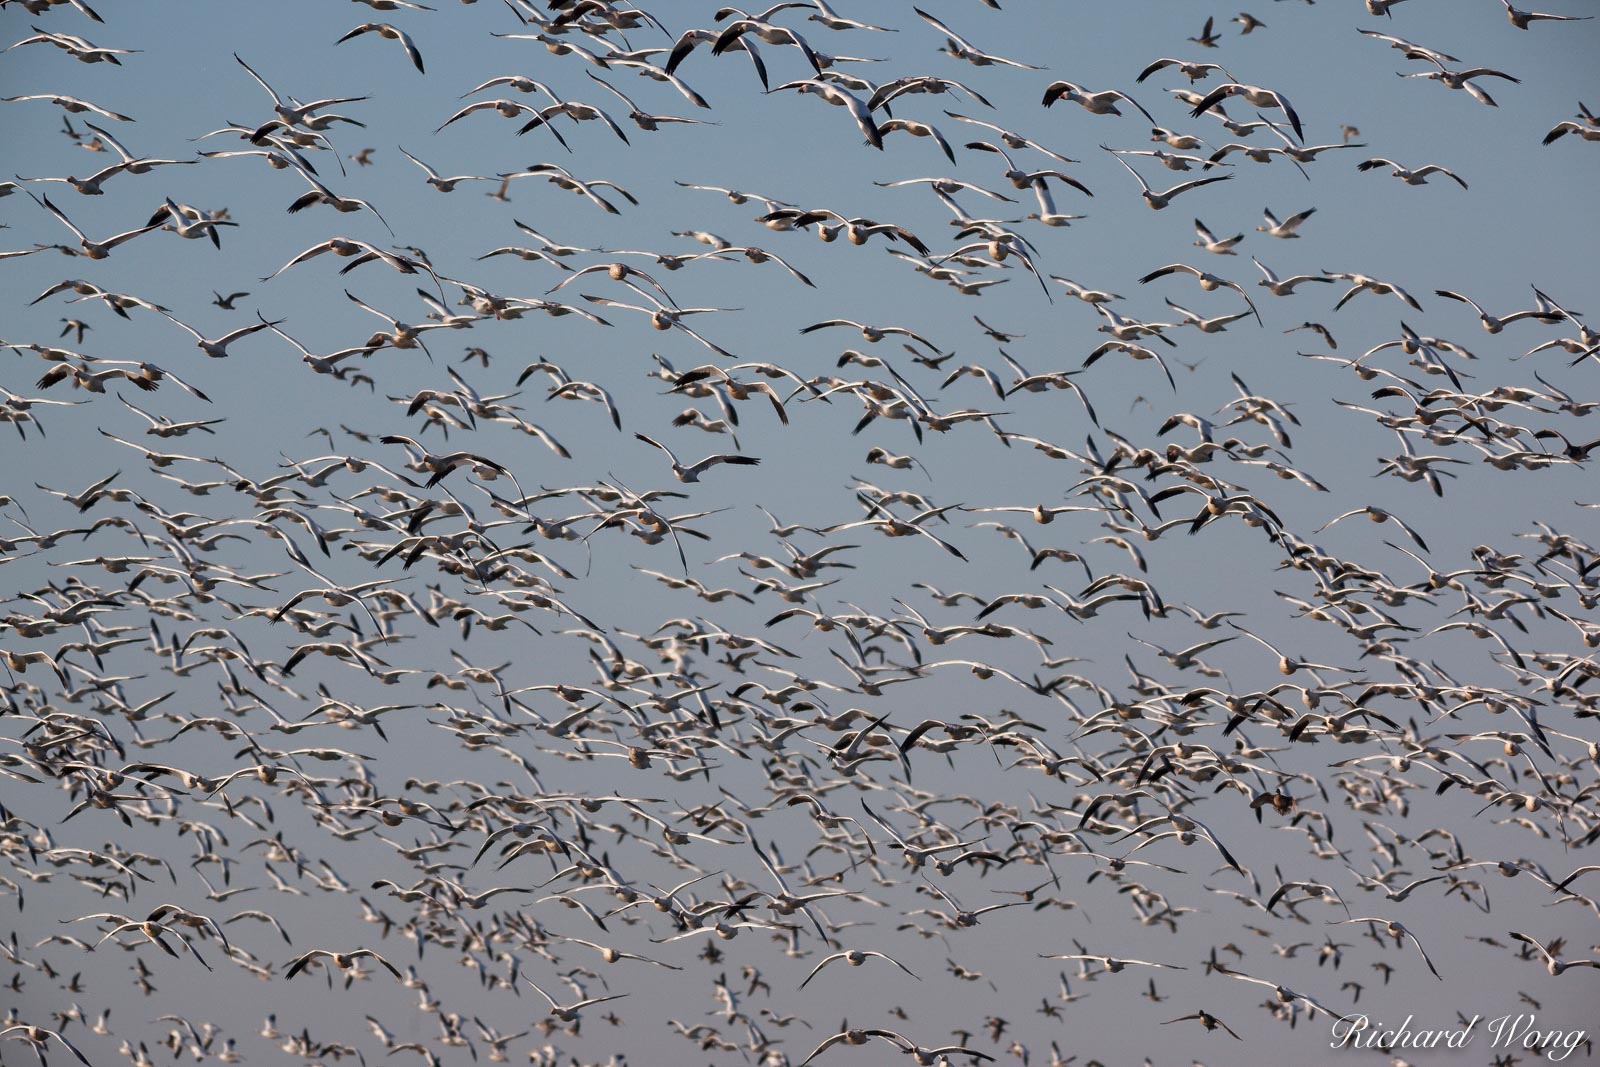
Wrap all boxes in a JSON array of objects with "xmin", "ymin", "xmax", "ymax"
[{"xmin": 1, "ymin": 0, "xmax": 1599, "ymax": 1065}]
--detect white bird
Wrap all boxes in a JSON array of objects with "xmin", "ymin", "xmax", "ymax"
[
  {"xmin": 16, "ymin": 160, "xmax": 134, "ymax": 196},
  {"xmin": 1042, "ymin": 82, "xmax": 1154, "ymax": 123},
  {"xmin": 1356, "ymin": 157, "xmax": 1467, "ymax": 189},
  {"xmin": 1026, "ymin": 176, "xmax": 1087, "ymax": 228},
  {"xmin": 157, "ymin": 309, "xmax": 280, "ymax": 359},
  {"xmin": 943, "ymin": 111, "xmax": 1078, "ymax": 164},
  {"xmin": 1398, "ymin": 57, "xmax": 1520, "ymax": 108},
  {"xmin": 1212, "ymin": 967, "xmax": 1341, "ymax": 1018},
  {"xmin": 397, "ymin": 147, "xmax": 494, "ymax": 191},
  {"xmin": 712, "ymin": 19, "xmax": 825, "ymax": 77},
  {"xmin": 586, "ymin": 73, "xmax": 716, "ymax": 132},
  {"xmin": 1434, "ymin": 289, "xmax": 1559, "ymax": 333},
  {"xmin": 585, "ymin": 290, "xmax": 733, "ymax": 355},
  {"xmin": 799, "ymin": 948, "xmax": 921, "ymax": 988},
  {"xmin": 913, "ymin": 6, "xmax": 1039, "ymax": 70},
  {"xmin": 4, "ymin": 26, "xmax": 138, "ymax": 65},
  {"xmin": 770, "ymin": 79, "xmax": 882, "ymax": 149},
  {"xmin": 805, "ymin": 0, "xmax": 896, "ymax": 32},
  {"xmin": 21, "ymin": 187, "xmax": 160, "ymax": 259},
  {"xmin": 802, "ymin": 319, "xmax": 940, "ymax": 351},
  {"xmin": 1190, "ymin": 82, "xmax": 1303, "ymax": 141},
  {"xmin": 262, "ymin": 237, "xmax": 422, "ymax": 282},
  {"xmin": 1136, "ymin": 58, "xmax": 1232, "ymax": 84},
  {"xmin": 285, "ymin": 169, "xmax": 394, "ymax": 233},
  {"xmin": 1053, "ymin": 276, "xmax": 1123, "ymax": 303},
  {"xmin": 498, "ymin": 163, "xmax": 637, "ymax": 215},
  {"xmin": 1326, "ymin": 918, "xmax": 1442, "ymax": 979},
  {"xmin": 1166, "ymin": 298, "xmax": 1254, "ymax": 334},
  {"xmin": 1103, "ymin": 148, "xmax": 1233, "ymax": 209},
  {"xmin": 1083, "ymin": 339, "xmax": 1177, "ymax": 392},
  {"xmin": 522, "ymin": 977, "xmax": 629, "ymax": 1021},
  {"xmin": 1329, "ymin": 271, "xmax": 1424, "ymax": 312},
  {"xmin": 335, "ymin": 23, "xmax": 425, "ymax": 74},
  {"xmin": 113, "ymin": 400, "xmax": 220, "ymax": 446},
  {"xmin": 516, "ymin": 99, "xmax": 631, "ymax": 147},
  {"xmin": 436, "ymin": 98, "xmax": 545, "ymax": 133},
  {"xmin": 1501, "ymin": 0, "xmax": 1593, "ymax": 28},
  {"xmin": 1316, "ymin": 506, "xmax": 1429, "ymax": 551},
  {"xmin": 1356, "ymin": 28, "xmax": 1459, "ymax": 66},
  {"xmin": 1109, "ymin": 146, "xmax": 1214, "ymax": 172},
  {"xmin": 283, "ymin": 947, "xmax": 404, "ymax": 981},
  {"xmin": 1192, "ymin": 218, "xmax": 1243, "ymax": 255},
  {"xmin": 1257, "ymin": 206, "xmax": 1316, "ymax": 238},
  {"xmin": 1543, "ymin": 119, "xmax": 1600, "ymax": 145},
  {"xmin": 2, "ymin": 92, "xmax": 135, "ymax": 123},
  {"xmin": 1252, "ymin": 259, "xmax": 1335, "ymax": 296},
  {"xmin": 1227, "ymin": 621, "xmax": 1361, "ymax": 676},
  {"xmin": 1510, "ymin": 931, "xmax": 1600, "ymax": 974},
  {"xmin": 1139, "ymin": 263, "xmax": 1261, "ymax": 325},
  {"xmin": 1, "ymin": 1024, "xmax": 93, "ymax": 1067},
  {"xmin": 1038, "ymin": 952, "xmax": 1188, "ymax": 972},
  {"xmin": 148, "ymin": 199, "xmax": 239, "ymax": 248},
  {"xmin": 634, "ymin": 433, "xmax": 760, "ymax": 483},
  {"xmin": 556, "ymin": 936, "xmax": 681, "ymax": 969},
  {"xmin": 233, "ymin": 53, "xmax": 369, "ymax": 130},
  {"xmin": 82, "ymin": 122, "xmax": 197, "ymax": 175}
]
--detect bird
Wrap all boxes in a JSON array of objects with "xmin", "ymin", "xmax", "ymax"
[
  {"xmin": 1190, "ymin": 82, "xmax": 1304, "ymax": 141},
  {"xmin": 1434, "ymin": 289, "xmax": 1559, "ymax": 333},
  {"xmin": 283, "ymin": 947, "xmax": 405, "ymax": 981},
  {"xmin": 1192, "ymin": 218, "xmax": 1244, "ymax": 255},
  {"xmin": 769, "ymin": 79, "xmax": 882, "ymax": 149},
  {"xmin": 1256, "ymin": 207, "xmax": 1316, "ymax": 239},
  {"xmin": 232, "ymin": 51, "xmax": 370, "ymax": 130},
  {"xmin": 1543, "ymin": 118, "xmax": 1600, "ymax": 145},
  {"xmin": 1038, "ymin": 952, "xmax": 1188, "ymax": 972},
  {"xmin": 1326, "ymin": 919, "xmax": 1442, "ymax": 979},
  {"xmin": 1227, "ymin": 622, "xmax": 1360, "ymax": 676},
  {"xmin": 396, "ymin": 147, "xmax": 494, "ymax": 192},
  {"xmin": 1316, "ymin": 506, "xmax": 1429, "ymax": 552},
  {"xmin": 1042, "ymin": 82, "xmax": 1155, "ymax": 123},
  {"xmin": 633, "ymin": 433, "xmax": 760, "ymax": 483},
  {"xmin": 156, "ymin": 309, "xmax": 280, "ymax": 359},
  {"xmin": 335, "ymin": 23, "xmax": 425, "ymax": 74},
  {"xmin": 0, "ymin": 6, "xmax": 1593, "ymax": 1066},
  {"xmin": 1356, "ymin": 157, "xmax": 1468, "ymax": 189},
  {"xmin": 586, "ymin": 72, "xmax": 716, "ymax": 132},
  {"xmin": 20, "ymin": 187, "xmax": 160, "ymax": 259},
  {"xmin": 1254, "ymin": 260, "xmax": 1336, "ymax": 299},
  {"xmin": 1501, "ymin": 0, "xmax": 1593, "ymax": 28},
  {"xmin": 2, "ymin": 92, "xmax": 135, "ymax": 123},
  {"xmin": 1163, "ymin": 1010, "xmax": 1242, "ymax": 1039},
  {"xmin": 1103, "ymin": 148, "xmax": 1233, "ymax": 209},
  {"xmin": 1398, "ymin": 57, "xmax": 1521, "ymax": 108},
  {"xmin": 1510, "ymin": 932, "xmax": 1600, "ymax": 974},
  {"xmin": 522, "ymin": 978, "xmax": 629, "ymax": 1021},
  {"xmin": 1, "ymin": 1024, "xmax": 94, "ymax": 1067},
  {"xmin": 437, "ymin": 97, "xmax": 547, "ymax": 133},
  {"xmin": 912, "ymin": 7, "xmax": 1040, "ymax": 70},
  {"xmin": 1139, "ymin": 263, "xmax": 1262, "ymax": 325},
  {"xmin": 1136, "ymin": 58, "xmax": 1232, "ymax": 85},
  {"xmin": 799, "ymin": 948, "xmax": 921, "ymax": 988}
]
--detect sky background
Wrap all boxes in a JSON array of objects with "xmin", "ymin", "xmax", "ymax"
[{"xmin": 3, "ymin": 0, "xmax": 1600, "ymax": 1065}]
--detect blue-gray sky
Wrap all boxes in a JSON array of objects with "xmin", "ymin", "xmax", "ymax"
[{"xmin": 3, "ymin": 1, "xmax": 1599, "ymax": 1065}]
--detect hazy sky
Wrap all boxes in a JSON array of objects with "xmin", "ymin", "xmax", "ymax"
[{"xmin": 3, "ymin": 1, "xmax": 1599, "ymax": 1065}]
